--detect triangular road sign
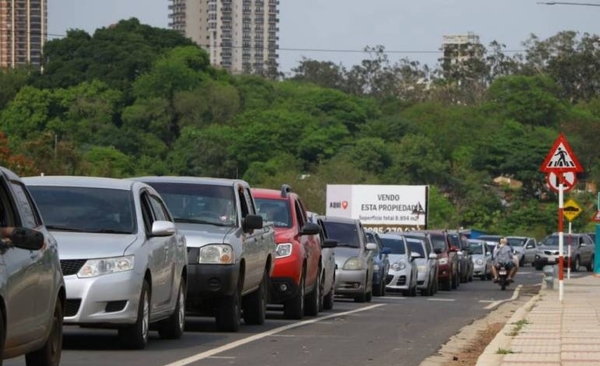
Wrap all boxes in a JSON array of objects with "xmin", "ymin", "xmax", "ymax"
[{"xmin": 540, "ymin": 133, "xmax": 583, "ymax": 173}]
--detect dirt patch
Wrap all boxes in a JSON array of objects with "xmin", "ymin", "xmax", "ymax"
[{"xmin": 443, "ymin": 322, "xmax": 505, "ymax": 366}]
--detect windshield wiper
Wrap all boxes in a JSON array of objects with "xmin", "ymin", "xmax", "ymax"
[
  {"xmin": 95, "ymin": 229, "xmax": 133, "ymax": 234},
  {"xmin": 46, "ymin": 225, "xmax": 87, "ymax": 232},
  {"xmin": 175, "ymin": 218, "xmax": 227, "ymax": 226}
]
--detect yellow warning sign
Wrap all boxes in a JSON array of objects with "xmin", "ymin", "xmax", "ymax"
[{"xmin": 563, "ymin": 199, "xmax": 582, "ymax": 222}]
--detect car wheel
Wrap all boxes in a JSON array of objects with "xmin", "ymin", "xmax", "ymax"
[
  {"xmin": 158, "ymin": 279, "xmax": 186, "ymax": 339},
  {"xmin": 284, "ymin": 273, "xmax": 305, "ymax": 319},
  {"xmin": 304, "ymin": 272, "xmax": 320, "ymax": 316},
  {"xmin": 243, "ymin": 270, "xmax": 267, "ymax": 325},
  {"xmin": 519, "ymin": 256, "xmax": 525, "ymax": 267},
  {"xmin": 25, "ymin": 299, "xmax": 63, "ymax": 366},
  {"xmin": 572, "ymin": 256, "xmax": 580, "ymax": 272},
  {"xmin": 215, "ymin": 285, "xmax": 241, "ymax": 332},
  {"xmin": 119, "ymin": 280, "xmax": 150, "ymax": 349},
  {"xmin": 323, "ymin": 286, "xmax": 335, "ymax": 310},
  {"xmin": 451, "ymin": 271, "xmax": 458, "ymax": 290},
  {"xmin": 380, "ymin": 280, "xmax": 386, "ymax": 297},
  {"xmin": 318, "ymin": 274, "xmax": 325, "ymax": 312},
  {"xmin": 587, "ymin": 256, "xmax": 595, "ymax": 272},
  {"xmin": 373, "ymin": 279, "xmax": 382, "ymax": 297}
]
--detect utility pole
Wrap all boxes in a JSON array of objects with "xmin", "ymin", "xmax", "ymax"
[{"xmin": 537, "ymin": 1, "xmax": 600, "ymax": 6}]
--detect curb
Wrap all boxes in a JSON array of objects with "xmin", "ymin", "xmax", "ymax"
[{"xmin": 475, "ymin": 291, "xmax": 542, "ymax": 366}]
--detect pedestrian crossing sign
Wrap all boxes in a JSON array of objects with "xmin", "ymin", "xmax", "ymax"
[{"xmin": 540, "ymin": 133, "xmax": 583, "ymax": 173}]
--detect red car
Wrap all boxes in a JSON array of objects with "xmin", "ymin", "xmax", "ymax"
[{"xmin": 252, "ymin": 185, "xmax": 323, "ymax": 319}]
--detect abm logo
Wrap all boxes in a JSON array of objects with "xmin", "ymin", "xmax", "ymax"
[{"xmin": 329, "ymin": 200, "xmax": 349, "ymax": 210}]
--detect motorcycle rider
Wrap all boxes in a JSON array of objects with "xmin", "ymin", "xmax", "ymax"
[{"xmin": 491, "ymin": 237, "xmax": 518, "ymax": 282}]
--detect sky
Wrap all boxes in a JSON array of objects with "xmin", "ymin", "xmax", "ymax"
[{"xmin": 48, "ymin": 0, "xmax": 600, "ymax": 75}]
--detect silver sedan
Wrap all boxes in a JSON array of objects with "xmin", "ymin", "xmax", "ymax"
[{"xmin": 24, "ymin": 176, "xmax": 188, "ymax": 350}]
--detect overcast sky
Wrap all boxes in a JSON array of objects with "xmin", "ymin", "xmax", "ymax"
[{"xmin": 49, "ymin": 0, "xmax": 600, "ymax": 75}]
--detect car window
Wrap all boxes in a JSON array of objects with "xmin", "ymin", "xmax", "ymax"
[
  {"xmin": 380, "ymin": 237, "xmax": 406, "ymax": 254},
  {"xmin": 0, "ymin": 179, "xmax": 17, "ymax": 227},
  {"xmin": 10, "ymin": 181, "xmax": 40, "ymax": 228},
  {"xmin": 429, "ymin": 234, "xmax": 447, "ymax": 252},
  {"xmin": 28, "ymin": 185, "xmax": 136, "ymax": 234},
  {"xmin": 255, "ymin": 198, "xmax": 292, "ymax": 228},
  {"xmin": 146, "ymin": 182, "xmax": 237, "ymax": 227},
  {"xmin": 467, "ymin": 241, "xmax": 484, "ymax": 254},
  {"xmin": 140, "ymin": 193, "xmax": 154, "ymax": 233},
  {"xmin": 321, "ymin": 221, "xmax": 360, "ymax": 248},
  {"xmin": 507, "ymin": 237, "xmax": 526, "ymax": 247},
  {"xmin": 406, "ymin": 238, "xmax": 425, "ymax": 257},
  {"xmin": 148, "ymin": 194, "xmax": 168, "ymax": 221}
]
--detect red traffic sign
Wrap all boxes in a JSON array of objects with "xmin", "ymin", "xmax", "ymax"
[
  {"xmin": 593, "ymin": 210, "xmax": 600, "ymax": 223},
  {"xmin": 540, "ymin": 133, "xmax": 583, "ymax": 173},
  {"xmin": 546, "ymin": 171, "xmax": 577, "ymax": 193}
]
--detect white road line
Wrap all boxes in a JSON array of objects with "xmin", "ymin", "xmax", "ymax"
[
  {"xmin": 478, "ymin": 300, "xmax": 495, "ymax": 303},
  {"xmin": 162, "ymin": 304, "xmax": 385, "ymax": 366},
  {"xmin": 427, "ymin": 298, "xmax": 455, "ymax": 302},
  {"xmin": 484, "ymin": 284, "xmax": 522, "ymax": 310}
]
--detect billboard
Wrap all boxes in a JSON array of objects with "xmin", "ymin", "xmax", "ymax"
[{"xmin": 326, "ymin": 185, "xmax": 428, "ymax": 231}]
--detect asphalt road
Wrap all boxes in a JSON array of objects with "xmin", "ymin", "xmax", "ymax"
[{"xmin": 7, "ymin": 266, "xmax": 572, "ymax": 366}]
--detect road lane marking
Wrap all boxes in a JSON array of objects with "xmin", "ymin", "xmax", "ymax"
[
  {"xmin": 478, "ymin": 300, "xmax": 495, "ymax": 303},
  {"xmin": 162, "ymin": 304, "xmax": 385, "ymax": 366},
  {"xmin": 427, "ymin": 298, "xmax": 455, "ymax": 302},
  {"xmin": 484, "ymin": 284, "xmax": 522, "ymax": 310}
]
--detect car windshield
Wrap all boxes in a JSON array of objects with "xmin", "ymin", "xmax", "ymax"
[
  {"xmin": 146, "ymin": 183, "xmax": 237, "ymax": 227},
  {"xmin": 28, "ymin": 186, "xmax": 136, "ymax": 234},
  {"xmin": 255, "ymin": 198, "xmax": 292, "ymax": 228},
  {"xmin": 321, "ymin": 222, "xmax": 360, "ymax": 248},
  {"xmin": 507, "ymin": 237, "xmax": 527, "ymax": 247},
  {"xmin": 406, "ymin": 238, "xmax": 425, "ymax": 257},
  {"xmin": 467, "ymin": 241, "xmax": 484, "ymax": 254},
  {"xmin": 429, "ymin": 234, "xmax": 447, "ymax": 252},
  {"xmin": 540, "ymin": 236, "xmax": 560, "ymax": 246},
  {"xmin": 380, "ymin": 237, "xmax": 406, "ymax": 254}
]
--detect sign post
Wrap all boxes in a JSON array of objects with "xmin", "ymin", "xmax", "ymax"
[
  {"xmin": 540, "ymin": 133, "xmax": 583, "ymax": 302},
  {"xmin": 563, "ymin": 199, "xmax": 581, "ymax": 280}
]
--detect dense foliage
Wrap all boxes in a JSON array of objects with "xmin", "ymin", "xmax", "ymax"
[{"xmin": 1, "ymin": 18, "xmax": 599, "ymax": 237}]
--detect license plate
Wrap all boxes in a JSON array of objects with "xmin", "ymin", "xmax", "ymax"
[{"xmin": 499, "ymin": 269, "xmax": 507, "ymax": 275}]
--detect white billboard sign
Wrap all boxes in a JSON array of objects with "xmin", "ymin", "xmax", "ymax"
[{"xmin": 326, "ymin": 185, "xmax": 428, "ymax": 229}]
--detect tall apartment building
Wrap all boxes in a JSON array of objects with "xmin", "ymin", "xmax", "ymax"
[
  {"xmin": 169, "ymin": 0, "xmax": 279, "ymax": 75},
  {"xmin": 441, "ymin": 32, "xmax": 481, "ymax": 66},
  {"xmin": 0, "ymin": 0, "xmax": 47, "ymax": 68}
]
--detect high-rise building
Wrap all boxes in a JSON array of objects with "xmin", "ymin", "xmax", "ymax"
[
  {"xmin": 441, "ymin": 32, "xmax": 481, "ymax": 66},
  {"xmin": 0, "ymin": 0, "xmax": 47, "ymax": 69},
  {"xmin": 169, "ymin": 0, "xmax": 279, "ymax": 75}
]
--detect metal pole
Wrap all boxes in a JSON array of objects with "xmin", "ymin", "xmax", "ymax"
[
  {"xmin": 567, "ymin": 221, "xmax": 572, "ymax": 279},
  {"xmin": 558, "ymin": 181, "xmax": 565, "ymax": 302}
]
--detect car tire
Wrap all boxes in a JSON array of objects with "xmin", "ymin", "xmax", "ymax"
[
  {"xmin": 535, "ymin": 263, "xmax": 544, "ymax": 271},
  {"xmin": 304, "ymin": 273, "xmax": 320, "ymax": 316},
  {"xmin": 442, "ymin": 275, "xmax": 452, "ymax": 291},
  {"xmin": 158, "ymin": 279, "xmax": 186, "ymax": 339},
  {"xmin": 216, "ymin": 286, "xmax": 241, "ymax": 332},
  {"xmin": 380, "ymin": 280, "xmax": 386, "ymax": 297},
  {"xmin": 451, "ymin": 272, "xmax": 458, "ymax": 290},
  {"xmin": 318, "ymin": 273, "xmax": 326, "ymax": 312},
  {"xmin": 25, "ymin": 299, "xmax": 63, "ymax": 366},
  {"xmin": 243, "ymin": 271, "xmax": 267, "ymax": 325},
  {"xmin": 284, "ymin": 274, "xmax": 305, "ymax": 319},
  {"xmin": 572, "ymin": 256, "xmax": 580, "ymax": 272},
  {"xmin": 119, "ymin": 280, "xmax": 150, "ymax": 349},
  {"xmin": 587, "ymin": 256, "xmax": 595, "ymax": 272},
  {"xmin": 323, "ymin": 286, "xmax": 335, "ymax": 310},
  {"xmin": 519, "ymin": 256, "xmax": 525, "ymax": 267}
]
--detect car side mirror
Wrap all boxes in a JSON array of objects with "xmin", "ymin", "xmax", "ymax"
[
  {"xmin": 434, "ymin": 248, "xmax": 442, "ymax": 254},
  {"xmin": 7, "ymin": 227, "xmax": 45, "ymax": 251},
  {"xmin": 151, "ymin": 221, "xmax": 176, "ymax": 237},
  {"xmin": 322, "ymin": 239, "xmax": 338, "ymax": 249},
  {"xmin": 300, "ymin": 222, "xmax": 320, "ymax": 236},
  {"xmin": 580, "ymin": 242, "xmax": 587, "ymax": 247},
  {"xmin": 526, "ymin": 244, "xmax": 535, "ymax": 249},
  {"xmin": 382, "ymin": 247, "xmax": 392, "ymax": 255},
  {"xmin": 429, "ymin": 253, "xmax": 438, "ymax": 260},
  {"xmin": 410, "ymin": 252, "xmax": 422, "ymax": 260},
  {"xmin": 243, "ymin": 214, "xmax": 263, "ymax": 232},
  {"xmin": 366, "ymin": 243, "xmax": 377, "ymax": 251}
]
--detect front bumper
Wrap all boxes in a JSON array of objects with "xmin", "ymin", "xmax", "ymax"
[
  {"xmin": 386, "ymin": 269, "xmax": 411, "ymax": 290},
  {"xmin": 335, "ymin": 268, "xmax": 368, "ymax": 296},
  {"xmin": 535, "ymin": 254, "xmax": 559, "ymax": 266},
  {"xmin": 473, "ymin": 263, "xmax": 487, "ymax": 276},
  {"xmin": 437, "ymin": 263, "xmax": 451, "ymax": 280},
  {"xmin": 64, "ymin": 271, "xmax": 142, "ymax": 326}
]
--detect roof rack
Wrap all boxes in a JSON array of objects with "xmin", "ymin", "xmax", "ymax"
[{"xmin": 281, "ymin": 184, "xmax": 292, "ymax": 197}]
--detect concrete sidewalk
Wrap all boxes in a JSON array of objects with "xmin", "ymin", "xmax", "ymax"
[{"xmin": 477, "ymin": 274, "xmax": 600, "ymax": 366}]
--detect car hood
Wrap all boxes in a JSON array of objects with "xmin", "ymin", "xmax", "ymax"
[
  {"xmin": 51, "ymin": 231, "xmax": 138, "ymax": 260},
  {"xmin": 176, "ymin": 223, "xmax": 235, "ymax": 248},
  {"xmin": 538, "ymin": 245, "xmax": 559, "ymax": 251},
  {"xmin": 388, "ymin": 254, "xmax": 408, "ymax": 264},
  {"xmin": 334, "ymin": 247, "xmax": 362, "ymax": 266},
  {"xmin": 274, "ymin": 227, "xmax": 297, "ymax": 244}
]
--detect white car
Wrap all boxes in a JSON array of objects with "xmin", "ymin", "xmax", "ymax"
[
  {"xmin": 306, "ymin": 211, "xmax": 337, "ymax": 311},
  {"xmin": 380, "ymin": 233, "xmax": 419, "ymax": 296},
  {"xmin": 25, "ymin": 176, "xmax": 188, "ymax": 350},
  {"xmin": 404, "ymin": 233, "xmax": 438, "ymax": 296}
]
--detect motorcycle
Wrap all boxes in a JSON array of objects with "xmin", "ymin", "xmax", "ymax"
[{"xmin": 495, "ymin": 263, "xmax": 510, "ymax": 291}]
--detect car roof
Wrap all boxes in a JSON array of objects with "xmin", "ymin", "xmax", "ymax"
[
  {"xmin": 379, "ymin": 233, "xmax": 406, "ymax": 241},
  {"xmin": 0, "ymin": 166, "xmax": 22, "ymax": 181},
  {"xmin": 23, "ymin": 175, "xmax": 135, "ymax": 191},
  {"xmin": 317, "ymin": 216, "xmax": 359, "ymax": 225},
  {"xmin": 129, "ymin": 176, "xmax": 244, "ymax": 187},
  {"xmin": 251, "ymin": 187, "xmax": 296, "ymax": 200}
]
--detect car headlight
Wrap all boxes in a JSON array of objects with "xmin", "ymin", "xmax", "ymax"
[
  {"xmin": 343, "ymin": 257, "xmax": 362, "ymax": 270},
  {"xmin": 391, "ymin": 261, "xmax": 406, "ymax": 271},
  {"xmin": 417, "ymin": 265, "xmax": 426, "ymax": 273},
  {"xmin": 476, "ymin": 259, "xmax": 484, "ymax": 265},
  {"xmin": 78, "ymin": 256, "xmax": 135, "ymax": 278},
  {"xmin": 276, "ymin": 243, "xmax": 293, "ymax": 258},
  {"xmin": 373, "ymin": 264, "xmax": 380, "ymax": 271},
  {"xmin": 439, "ymin": 258, "xmax": 448, "ymax": 265},
  {"xmin": 199, "ymin": 244, "xmax": 235, "ymax": 264}
]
